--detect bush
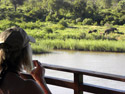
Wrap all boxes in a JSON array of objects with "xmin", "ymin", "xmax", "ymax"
[
  {"xmin": 82, "ymin": 18, "xmax": 93, "ymax": 25},
  {"xmin": 119, "ymin": 15, "xmax": 125, "ymax": 25},
  {"xmin": 44, "ymin": 28, "xmax": 53, "ymax": 33},
  {"xmin": 104, "ymin": 15, "xmax": 114, "ymax": 22},
  {"xmin": 100, "ymin": 20, "xmax": 104, "ymax": 25},
  {"xmin": 26, "ymin": 8, "xmax": 46, "ymax": 21},
  {"xmin": 45, "ymin": 14, "xmax": 53, "ymax": 21},
  {"xmin": 59, "ymin": 19, "xmax": 68, "ymax": 27},
  {"xmin": 18, "ymin": 22, "xmax": 40, "ymax": 29},
  {"xmin": 57, "ymin": 24, "xmax": 66, "ymax": 30},
  {"xmin": 76, "ymin": 18, "xmax": 82, "ymax": 23},
  {"xmin": 72, "ymin": 20, "xmax": 76, "ymax": 24},
  {"xmin": 0, "ymin": 20, "xmax": 18, "ymax": 30},
  {"xmin": 93, "ymin": 22, "xmax": 98, "ymax": 26}
]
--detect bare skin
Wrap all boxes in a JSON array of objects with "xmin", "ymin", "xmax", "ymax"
[
  {"xmin": 31, "ymin": 60, "xmax": 52, "ymax": 94},
  {"xmin": 0, "ymin": 61, "xmax": 51, "ymax": 94}
]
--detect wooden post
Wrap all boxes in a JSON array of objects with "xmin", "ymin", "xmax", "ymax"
[{"xmin": 74, "ymin": 73, "xmax": 83, "ymax": 94}]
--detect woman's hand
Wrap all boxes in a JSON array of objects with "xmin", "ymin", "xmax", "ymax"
[
  {"xmin": 31, "ymin": 60, "xmax": 45, "ymax": 81},
  {"xmin": 30, "ymin": 60, "xmax": 52, "ymax": 94}
]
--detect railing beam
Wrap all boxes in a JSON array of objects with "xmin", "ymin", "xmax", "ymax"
[
  {"xmin": 21, "ymin": 63, "xmax": 125, "ymax": 94},
  {"xmin": 42, "ymin": 63, "xmax": 125, "ymax": 82},
  {"xmin": 74, "ymin": 73, "xmax": 83, "ymax": 94},
  {"xmin": 80, "ymin": 83, "xmax": 125, "ymax": 94},
  {"xmin": 45, "ymin": 76, "xmax": 75, "ymax": 89}
]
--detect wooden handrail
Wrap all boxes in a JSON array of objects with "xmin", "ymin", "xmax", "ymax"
[
  {"xmin": 45, "ymin": 76, "xmax": 125, "ymax": 94},
  {"xmin": 42, "ymin": 63, "xmax": 125, "ymax": 94},
  {"xmin": 42, "ymin": 63, "xmax": 125, "ymax": 82},
  {"xmin": 21, "ymin": 63, "xmax": 125, "ymax": 94}
]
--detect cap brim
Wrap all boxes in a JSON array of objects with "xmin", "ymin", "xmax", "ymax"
[{"xmin": 28, "ymin": 36, "xmax": 36, "ymax": 43}]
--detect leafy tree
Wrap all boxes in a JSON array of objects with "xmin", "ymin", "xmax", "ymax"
[
  {"xmin": 112, "ymin": 0, "xmax": 121, "ymax": 7},
  {"xmin": 102, "ymin": 0, "xmax": 112, "ymax": 8},
  {"xmin": 47, "ymin": 0, "xmax": 64, "ymax": 14},
  {"xmin": 10, "ymin": 0, "xmax": 25, "ymax": 11},
  {"xmin": 27, "ymin": 0, "xmax": 43, "ymax": 8},
  {"xmin": 61, "ymin": 1, "xmax": 72, "ymax": 13},
  {"xmin": 117, "ymin": 0, "xmax": 125, "ymax": 11},
  {"xmin": 86, "ymin": 0, "xmax": 98, "ymax": 18},
  {"xmin": 82, "ymin": 18, "xmax": 93, "ymax": 25},
  {"xmin": 72, "ymin": 0, "xmax": 87, "ymax": 18}
]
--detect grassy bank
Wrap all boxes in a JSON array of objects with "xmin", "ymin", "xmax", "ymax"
[
  {"xmin": 31, "ymin": 39, "xmax": 125, "ymax": 53},
  {"xmin": 0, "ymin": 20, "xmax": 125, "ymax": 53}
]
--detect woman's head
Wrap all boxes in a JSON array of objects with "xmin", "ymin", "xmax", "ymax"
[{"xmin": 0, "ymin": 26, "xmax": 35, "ymax": 73}]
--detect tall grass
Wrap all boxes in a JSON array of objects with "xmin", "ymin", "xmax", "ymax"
[
  {"xmin": 0, "ymin": 20, "xmax": 125, "ymax": 53},
  {"xmin": 31, "ymin": 39, "xmax": 125, "ymax": 53}
]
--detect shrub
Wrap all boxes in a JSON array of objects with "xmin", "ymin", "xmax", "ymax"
[
  {"xmin": 44, "ymin": 28, "xmax": 53, "ymax": 33},
  {"xmin": 93, "ymin": 22, "xmax": 98, "ymax": 26},
  {"xmin": 26, "ymin": 8, "xmax": 46, "ymax": 21},
  {"xmin": 59, "ymin": 19, "xmax": 68, "ymax": 27},
  {"xmin": 104, "ymin": 22, "xmax": 113, "ymax": 28},
  {"xmin": 75, "ymin": 18, "xmax": 82, "ymax": 23},
  {"xmin": 45, "ymin": 14, "xmax": 53, "ymax": 21},
  {"xmin": 79, "ymin": 32, "xmax": 86, "ymax": 39},
  {"xmin": 72, "ymin": 20, "xmax": 76, "ymax": 24},
  {"xmin": 100, "ymin": 20, "xmax": 104, "ymax": 25},
  {"xmin": 0, "ymin": 20, "xmax": 18, "ymax": 30},
  {"xmin": 18, "ymin": 22, "xmax": 40, "ymax": 29},
  {"xmin": 57, "ymin": 24, "xmax": 66, "ymax": 30},
  {"xmin": 104, "ymin": 15, "xmax": 114, "ymax": 22},
  {"xmin": 119, "ymin": 15, "xmax": 125, "ymax": 25},
  {"xmin": 82, "ymin": 18, "xmax": 93, "ymax": 25}
]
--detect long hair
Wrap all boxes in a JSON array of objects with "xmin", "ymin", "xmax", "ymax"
[{"xmin": 0, "ymin": 28, "xmax": 33, "ymax": 74}]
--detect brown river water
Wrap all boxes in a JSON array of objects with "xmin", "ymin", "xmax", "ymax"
[{"xmin": 33, "ymin": 50, "xmax": 125, "ymax": 94}]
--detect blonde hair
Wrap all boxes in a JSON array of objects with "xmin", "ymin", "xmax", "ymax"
[{"xmin": 0, "ymin": 28, "xmax": 33, "ymax": 74}]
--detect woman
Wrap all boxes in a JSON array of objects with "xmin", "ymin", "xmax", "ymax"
[{"xmin": 0, "ymin": 26, "xmax": 51, "ymax": 94}]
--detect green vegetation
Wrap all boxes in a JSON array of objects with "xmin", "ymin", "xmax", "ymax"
[
  {"xmin": 1, "ymin": 20, "xmax": 124, "ymax": 53},
  {"xmin": 0, "ymin": 0, "xmax": 124, "ymax": 25},
  {"xmin": 32, "ymin": 39, "xmax": 125, "ymax": 52},
  {"xmin": 0, "ymin": 0, "xmax": 125, "ymax": 53}
]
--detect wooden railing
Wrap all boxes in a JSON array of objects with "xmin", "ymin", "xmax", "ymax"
[{"xmin": 42, "ymin": 63, "xmax": 125, "ymax": 94}]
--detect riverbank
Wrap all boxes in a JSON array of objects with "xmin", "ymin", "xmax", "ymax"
[
  {"xmin": 0, "ymin": 21, "xmax": 125, "ymax": 53},
  {"xmin": 27, "ymin": 22, "xmax": 125, "ymax": 53},
  {"xmin": 31, "ymin": 39, "xmax": 125, "ymax": 54}
]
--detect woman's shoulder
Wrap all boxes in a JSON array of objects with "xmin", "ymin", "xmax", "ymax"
[{"xmin": 2, "ymin": 72, "xmax": 44, "ymax": 94}]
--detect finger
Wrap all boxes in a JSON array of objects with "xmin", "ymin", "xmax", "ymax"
[
  {"xmin": 33, "ymin": 60, "xmax": 43, "ymax": 68},
  {"xmin": 33, "ymin": 60, "xmax": 39, "ymax": 67}
]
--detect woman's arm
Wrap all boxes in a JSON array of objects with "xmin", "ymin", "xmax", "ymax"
[
  {"xmin": 31, "ymin": 60, "xmax": 52, "ymax": 94},
  {"xmin": 20, "ymin": 60, "xmax": 52, "ymax": 94}
]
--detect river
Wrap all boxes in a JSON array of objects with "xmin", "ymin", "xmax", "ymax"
[{"xmin": 33, "ymin": 50, "xmax": 125, "ymax": 94}]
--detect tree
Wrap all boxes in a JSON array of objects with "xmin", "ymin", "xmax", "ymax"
[
  {"xmin": 102, "ymin": 0, "xmax": 112, "ymax": 8},
  {"xmin": 10, "ymin": 0, "xmax": 25, "ymax": 11},
  {"xmin": 72, "ymin": 0, "xmax": 87, "ymax": 18},
  {"xmin": 86, "ymin": 0, "xmax": 98, "ymax": 18},
  {"xmin": 116, "ymin": 0, "xmax": 125, "ymax": 11},
  {"xmin": 112, "ymin": 0, "xmax": 121, "ymax": 7},
  {"xmin": 48, "ymin": 0, "xmax": 64, "ymax": 14},
  {"xmin": 27, "ymin": 0, "xmax": 43, "ymax": 8}
]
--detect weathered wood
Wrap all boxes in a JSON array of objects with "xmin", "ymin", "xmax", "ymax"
[
  {"xmin": 21, "ymin": 63, "xmax": 125, "ymax": 94},
  {"xmin": 80, "ymin": 83, "xmax": 125, "ymax": 94},
  {"xmin": 45, "ymin": 76, "xmax": 125, "ymax": 94},
  {"xmin": 45, "ymin": 76, "xmax": 75, "ymax": 89},
  {"xmin": 42, "ymin": 63, "xmax": 125, "ymax": 82},
  {"xmin": 74, "ymin": 73, "xmax": 83, "ymax": 94}
]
